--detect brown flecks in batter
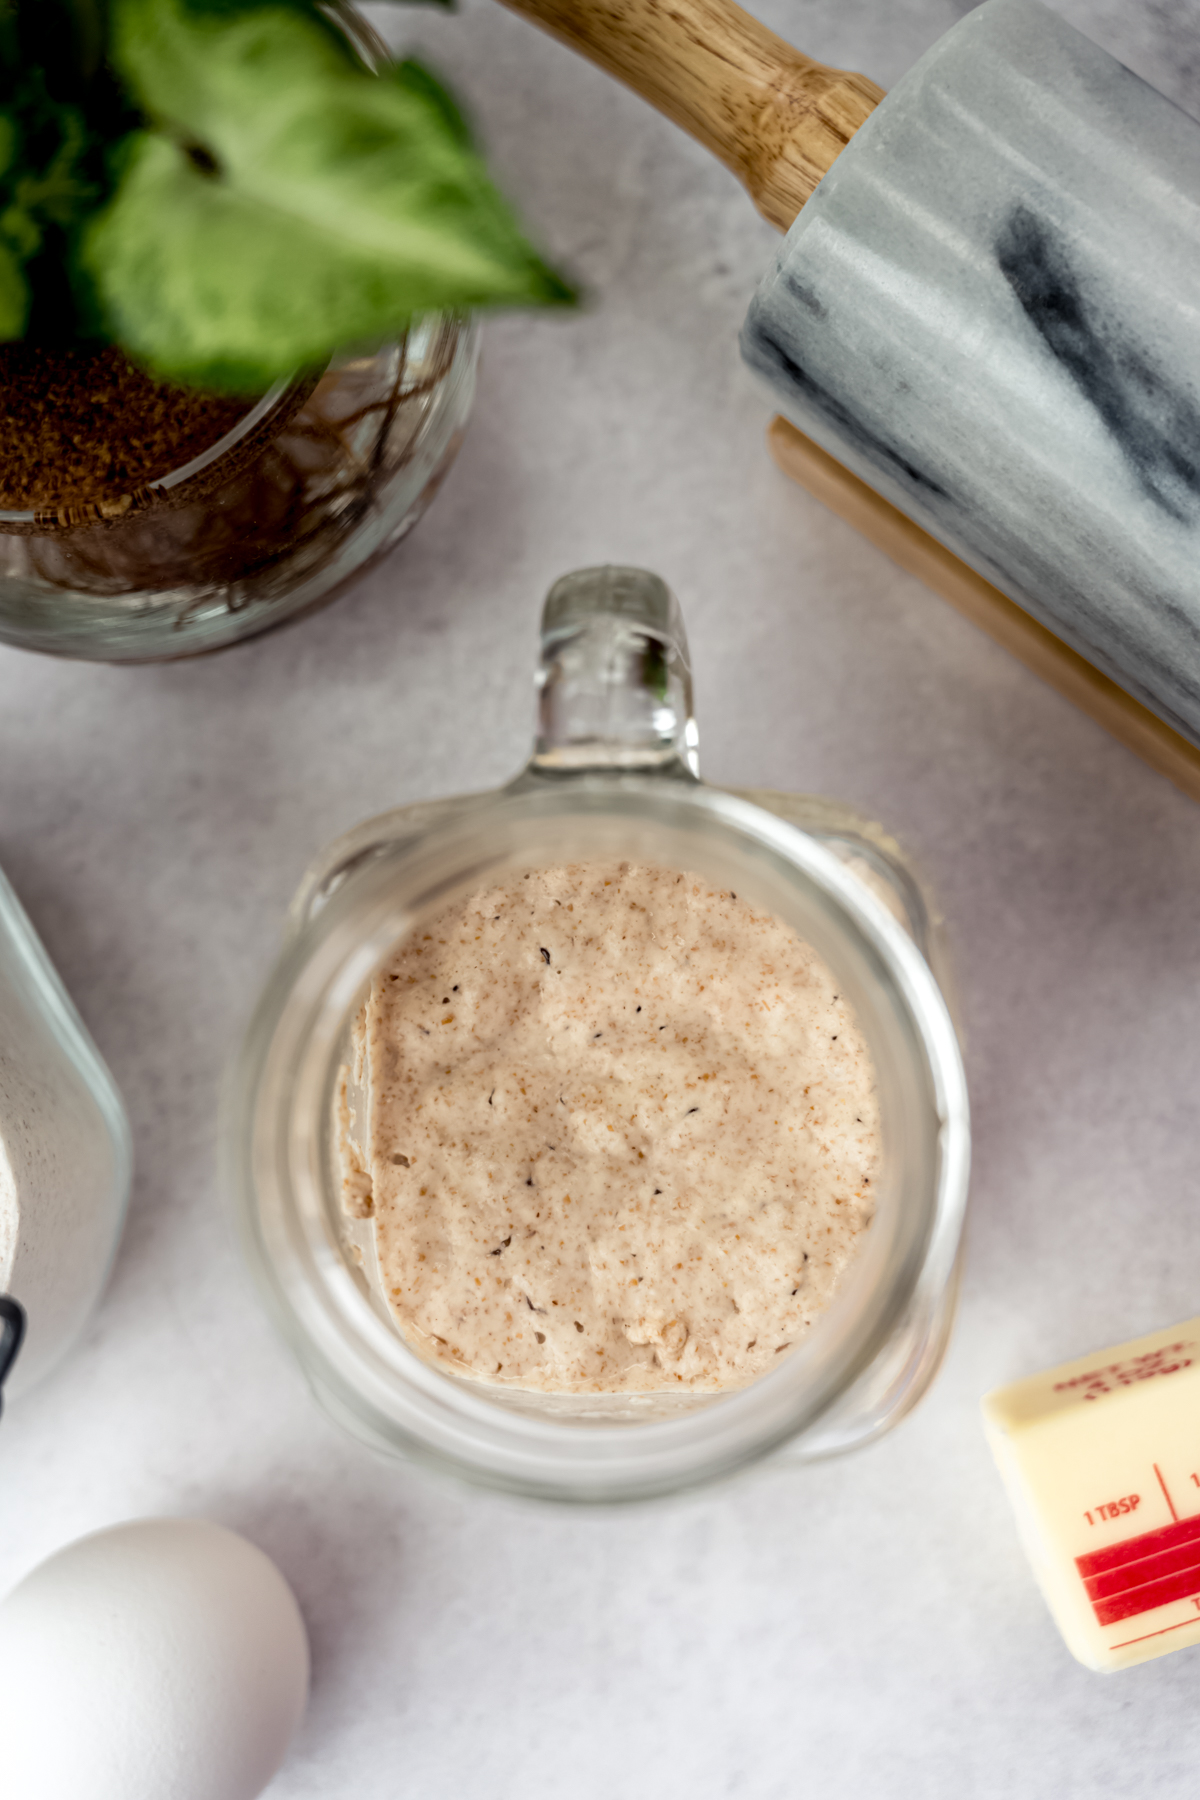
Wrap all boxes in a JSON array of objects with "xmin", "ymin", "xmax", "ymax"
[{"xmin": 345, "ymin": 862, "xmax": 880, "ymax": 1394}]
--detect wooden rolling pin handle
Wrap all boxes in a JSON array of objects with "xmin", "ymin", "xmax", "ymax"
[{"xmin": 496, "ymin": 0, "xmax": 885, "ymax": 228}]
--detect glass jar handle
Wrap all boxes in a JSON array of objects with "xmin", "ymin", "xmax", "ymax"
[{"xmin": 519, "ymin": 566, "xmax": 700, "ymax": 781}]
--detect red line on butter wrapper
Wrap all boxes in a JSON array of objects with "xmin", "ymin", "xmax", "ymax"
[
  {"xmin": 1111, "ymin": 1615, "xmax": 1200, "ymax": 1652},
  {"xmin": 1155, "ymin": 1463, "xmax": 1179, "ymax": 1522}
]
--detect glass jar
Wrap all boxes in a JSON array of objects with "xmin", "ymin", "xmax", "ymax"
[
  {"xmin": 0, "ymin": 317, "xmax": 478, "ymax": 663},
  {"xmin": 225, "ymin": 567, "xmax": 970, "ymax": 1501},
  {"xmin": 0, "ymin": 865, "xmax": 132, "ymax": 1400},
  {"xmin": 0, "ymin": 5, "xmax": 478, "ymax": 664}
]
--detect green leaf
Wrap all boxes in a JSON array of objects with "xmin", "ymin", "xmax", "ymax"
[
  {"xmin": 82, "ymin": 0, "xmax": 572, "ymax": 390},
  {"xmin": 175, "ymin": 0, "xmax": 325, "ymax": 12},
  {"xmin": 0, "ymin": 236, "xmax": 28, "ymax": 336},
  {"xmin": 389, "ymin": 58, "xmax": 471, "ymax": 147},
  {"xmin": 168, "ymin": 0, "xmax": 362, "ymax": 62}
]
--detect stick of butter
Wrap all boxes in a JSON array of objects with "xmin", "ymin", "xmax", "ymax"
[{"xmin": 983, "ymin": 1317, "xmax": 1200, "ymax": 1672}]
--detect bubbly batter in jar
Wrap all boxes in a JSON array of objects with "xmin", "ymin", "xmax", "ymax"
[{"xmin": 340, "ymin": 862, "xmax": 880, "ymax": 1393}]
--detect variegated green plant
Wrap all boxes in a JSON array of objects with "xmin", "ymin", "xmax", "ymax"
[{"xmin": 0, "ymin": 0, "xmax": 571, "ymax": 390}]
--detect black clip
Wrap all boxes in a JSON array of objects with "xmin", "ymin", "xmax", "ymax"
[{"xmin": 0, "ymin": 1296, "xmax": 26, "ymax": 1419}]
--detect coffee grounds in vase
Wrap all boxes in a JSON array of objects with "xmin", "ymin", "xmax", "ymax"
[
  {"xmin": 0, "ymin": 343, "xmax": 254, "ymax": 517},
  {"xmin": 0, "ymin": 322, "xmax": 462, "ymax": 653}
]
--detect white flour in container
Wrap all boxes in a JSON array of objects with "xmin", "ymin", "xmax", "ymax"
[
  {"xmin": 0, "ymin": 1142, "xmax": 16, "ymax": 1293},
  {"xmin": 0, "ymin": 871, "xmax": 130, "ymax": 1396}
]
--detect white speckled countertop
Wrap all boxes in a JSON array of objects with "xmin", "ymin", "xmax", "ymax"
[{"xmin": 4, "ymin": 3, "xmax": 1200, "ymax": 1794}]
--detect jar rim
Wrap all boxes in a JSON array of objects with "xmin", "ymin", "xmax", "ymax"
[{"xmin": 225, "ymin": 779, "xmax": 970, "ymax": 1501}]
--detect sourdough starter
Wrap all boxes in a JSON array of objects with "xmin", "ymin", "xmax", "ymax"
[{"xmin": 341, "ymin": 862, "xmax": 880, "ymax": 1393}]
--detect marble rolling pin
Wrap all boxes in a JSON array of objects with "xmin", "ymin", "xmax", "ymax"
[{"xmin": 500, "ymin": 0, "xmax": 1200, "ymax": 801}]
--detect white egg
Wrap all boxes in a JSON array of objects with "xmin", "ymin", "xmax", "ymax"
[{"xmin": 0, "ymin": 1518, "xmax": 310, "ymax": 1800}]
